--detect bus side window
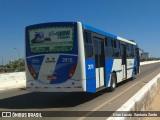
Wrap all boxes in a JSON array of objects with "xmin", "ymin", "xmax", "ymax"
[
  {"xmin": 131, "ymin": 45, "xmax": 135, "ymax": 58},
  {"xmin": 107, "ymin": 37, "xmax": 113, "ymax": 47},
  {"xmin": 126, "ymin": 44, "xmax": 131, "ymax": 58},
  {"xmin": 105, "ymin": 37, "xmax": 114, "ymax": 58},
  {"xmin": 133, "ymin": 45, "xmax": 136, "ymax": 57},
  {"xmin": 114, "ymin": 40, "xmax": 120, "ymax": 58},
  {"xmin": 85, "ymin": 44, "xmax": 94, "ymax": 58},
  {"xmin": 83, "ymin": 30, "xmax": 93, "ymax": 58},
  {"xmin": 83, "ymin": 31, "xmax": 92, "ymax": 44},
  {"xmin": 113, "ymin": 40, "xmax": 116, "ymax": 48},
  {"xmin": 105, "ymin": 38, "xmax": 108, "ymax": 46}
]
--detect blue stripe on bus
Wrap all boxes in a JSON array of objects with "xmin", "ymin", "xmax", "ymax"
[
  {"xmin": 132, "ymin": 58, "xmax": 137, "ymax": 76},
  {"xmin": 105, "ymin": 58, "xmax": 114, "ymax": 87},
  {"xmin": 134, "ymin": 58, "xmax": 137, "ymax": 69},
  {"xmin": 85, "ymin": 59, "xmax": 96, "ymax": 93},
  {"xmin": 82, "ymin": 23, "xmax": 117, "ymax": 39}
]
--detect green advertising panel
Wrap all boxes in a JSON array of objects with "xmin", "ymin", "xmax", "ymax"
[{"xmin": 29, "ymin": 26, "xmax": 74, "ymax": 53}]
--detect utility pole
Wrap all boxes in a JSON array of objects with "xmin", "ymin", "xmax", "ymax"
[
  {"xmin": 13, "ymin": 48, "xmax": 21, "ymax": 71},
  {"xmin": 13, "ymin": 48, "xmax": 20, "ymax": 60}
]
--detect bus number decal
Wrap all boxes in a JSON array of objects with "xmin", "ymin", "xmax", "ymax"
[
  {"xmin": 88, "ymin": 64, "xmax": 94, "ymax": 70},
  {"xmin": 62, "ymin": 58, "xmax": 73, "ymax": 63}
]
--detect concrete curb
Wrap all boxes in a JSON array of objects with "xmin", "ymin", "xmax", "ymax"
[
  {"xmin": 106, "ymin": 73, "xmax": 160, "ymax": 120},
  {"xmin": 140, "ymin": 60, "xmax": 160, "ymax": 66}
]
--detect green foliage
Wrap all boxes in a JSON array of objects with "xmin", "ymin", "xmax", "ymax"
[{"xmin": 0, "ymin": 59, "xmax": 25, "ymax": 73}]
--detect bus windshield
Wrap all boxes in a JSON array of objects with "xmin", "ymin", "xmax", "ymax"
[{"xmin": 28, "ymin": 26, "xmax": 74, "ymax": 53}]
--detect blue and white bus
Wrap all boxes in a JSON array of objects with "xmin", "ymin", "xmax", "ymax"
[{"xmin": 25, "ymin": 22, "xmax": 140, "ymax": 93}]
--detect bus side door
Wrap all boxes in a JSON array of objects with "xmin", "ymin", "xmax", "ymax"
[
  {"xmin": 121, "ymin": 44, "xmax": 127, "ymax": 79},
  {"xmin": 93, "ymin": 37, "xmax": 105, "ymax": 89}
]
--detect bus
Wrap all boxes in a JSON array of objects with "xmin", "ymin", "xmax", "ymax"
[{"xmin": 25, "ymin": 22, "xmax": 140, "ymax": 93}]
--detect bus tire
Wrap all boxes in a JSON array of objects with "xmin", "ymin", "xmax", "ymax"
[{"xmin": 109, "ymin": 73, "xmax": 117, "ymax": 92}]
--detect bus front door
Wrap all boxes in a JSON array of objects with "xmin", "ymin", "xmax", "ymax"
[
  {"xmin": 93, "ymin": 38, "xmax": 105, "ymax": 89},
  {"xmin": 121, "ymin": 44, "xmax": 127, "ymax": 79}
]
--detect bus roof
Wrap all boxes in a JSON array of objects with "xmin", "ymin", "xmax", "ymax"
[{"xmin": 82, "ymin": 23, "xmax": 136, "ymax": 45}]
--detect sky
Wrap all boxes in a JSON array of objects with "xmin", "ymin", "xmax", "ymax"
[{"xmin": 0, "ymin": 0, "xmax": 160, "ymax": 64}]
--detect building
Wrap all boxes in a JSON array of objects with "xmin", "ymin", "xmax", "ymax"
[{"xmin": 140, "ymin": 50, "xmax": 150, "ymax": 61}]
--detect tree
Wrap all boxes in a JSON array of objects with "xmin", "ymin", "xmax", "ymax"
[{"xmin": 0, "ymin": 58, "xmax": 25, "ymax": 73}]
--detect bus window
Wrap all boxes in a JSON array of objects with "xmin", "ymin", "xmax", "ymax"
[
  {"xmin": 131, "ymin": 45, "xmax": 135, "ymax": 58},
  {"xmin": 105, "ymin": 37, "xmax": 114, "ymax": 58},
  {"xmin": 105, "ymin": 38, "xmax": 108, "ymax": 46},
  {"xmin": 83, "ymin": 31, "xmax": 93, "ymax": 58},
  {"xmin": 83, "ymin": 31, "xmax": 92, "ymax": 44},
  {"xmin": 116, "ymin": 40, "xmax": 120, "ymax": 49},
  {"xmin": 85, "ymin": 44, "xmax": 94, "ymax": 58},
  {"xmin": 113, "ymin": 40, "xmax": 116, "ymax": 48},
  {"xmin": 112, "ymin": 40, "xmax": 120, "ymax": 58},
  {"xmin": 126, "ymin": 44, "xmax": 132, "ymax": 58},
  {"xmin": 106, "ymin": 37, "xmax": 113, "ymax": 47}
]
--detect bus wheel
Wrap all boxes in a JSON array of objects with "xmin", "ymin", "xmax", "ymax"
[{"xmin": 109, "ymin": 73, "xmax": 117, "ymax": 92}]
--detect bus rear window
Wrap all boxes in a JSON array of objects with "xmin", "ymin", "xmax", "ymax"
[{"xmin": 28, "ymin": 26, "xmax": 74, "ymax": 53}]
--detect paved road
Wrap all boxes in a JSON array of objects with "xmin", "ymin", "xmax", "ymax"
[{"xmin": 0, "ymin": 62, "xmax": 160, "ymax": 120}]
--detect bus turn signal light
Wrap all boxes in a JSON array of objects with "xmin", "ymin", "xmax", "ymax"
[
  {"xmin": 28, "ymin": 65, "xmax": 37, "ymax": 79},
  {"xmin": 69, "ymin": 64, "xmax": 77, "ymax": 78}
]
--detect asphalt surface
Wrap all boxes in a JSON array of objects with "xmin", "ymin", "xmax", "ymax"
[{"xmin": 0, "ymin": 62, "xmax": 160, "ymax": 120}]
